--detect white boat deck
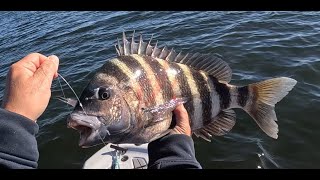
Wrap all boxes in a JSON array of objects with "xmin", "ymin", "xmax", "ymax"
[{"xmin": 83, "ymin": 143, "xmax": 149, "ymax": 169}]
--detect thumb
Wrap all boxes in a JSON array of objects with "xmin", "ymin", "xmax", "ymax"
[
  {"xmin": 34, "ymin": 55, "xmax": 59, "ymax": 86},
  {"xmin": 173, "ymin": 104, "xmax": 191, "ymax": 136},
  {"xmin": 174, "ymin": 104, "xmax": 190, "ymax": 127}
]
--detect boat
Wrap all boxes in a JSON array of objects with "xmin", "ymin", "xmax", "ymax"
[{"xmin": 83, "ymin": 143, "xmax": 149, "ymax": 169}]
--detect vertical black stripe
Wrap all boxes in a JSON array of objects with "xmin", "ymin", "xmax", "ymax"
[
  {"xmin": 237, "ymin": 86, "xmax": 249, "ymax": 107},
  {"xmin": 118, "ymin": 56, "xmax": 157, "ymax": 107},
  {"xmin": 169, "ymin": 63, "xmax": 194, "ymax": 126},
  {"xmin": 101, "ymin": 60, "xmax": 130, "ymax": 82},
  {"xmin": 209, "ymin": 76, "xmax": 231, "ymax": 109},
  {"xmin": 143, "ymin": 56, "xmax": 174, "ymax": 102},
  {"xmin": 191, "ymin": 70, "xmax": 212, "ymax": 125}
]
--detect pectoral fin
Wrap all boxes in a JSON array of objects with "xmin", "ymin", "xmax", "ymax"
[
  {"xmin": 142, "ymin": 97, "xmax": 188, "ymax": 127},
  {"xmin": 143, "ymin": 97, "xmax": 188, "ymax": 115}
]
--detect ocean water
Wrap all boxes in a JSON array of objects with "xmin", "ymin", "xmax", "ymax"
[{"xmin": 0, "ymin": 11, "xmax": 319, "ymax": 169}]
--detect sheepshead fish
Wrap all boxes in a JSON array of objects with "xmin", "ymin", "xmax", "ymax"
[{"xmin": 65, "ymin": 31, "xmax": 297, "ymax": 148}]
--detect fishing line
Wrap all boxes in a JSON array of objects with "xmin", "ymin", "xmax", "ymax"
[
  {"xmin": 57, "ymin": 75, "xmax": 70, "ymax": 109},
  {"xmin": 97, "ymin": 132, "xmax": 108, "ymax": 146},
  {"xmin": 57, "ymin": 73, "xmax": 87, "ymax": 116},
  {"xmin": 58, "ymin": 76, "xmax": 66, "ymax": 99}
]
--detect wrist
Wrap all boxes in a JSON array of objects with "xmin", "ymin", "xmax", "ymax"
[{"xmin": 3, "ymin": 104, "xmax": 36, "ymax": 122}]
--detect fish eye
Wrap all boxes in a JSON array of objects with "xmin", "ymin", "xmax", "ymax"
[{"xmin": 98, "ymin": 88, "xmax": 111, "ymax": 100}]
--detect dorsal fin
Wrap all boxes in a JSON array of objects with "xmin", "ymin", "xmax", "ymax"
[{"xmin": 115, "ymin": 31, "xmax": 232, "ymax": 82}]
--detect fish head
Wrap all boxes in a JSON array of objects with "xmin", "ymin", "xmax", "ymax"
[{"xmin": 67, "ymin": 76, "xmax": 133, "ymax": 148}]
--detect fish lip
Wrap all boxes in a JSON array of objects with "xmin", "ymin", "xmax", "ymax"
[
  {"xmin": 68, "ymin": 113, "xmax": 102, "ymax": 130},
  {"xmin": 68, "ymin": 113, "xmax": 104, "ymax": 147}
]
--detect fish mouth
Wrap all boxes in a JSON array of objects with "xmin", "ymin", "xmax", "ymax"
[{"xmin": 67, "ymin": 113, "xmax": 106, "ymax": 148}]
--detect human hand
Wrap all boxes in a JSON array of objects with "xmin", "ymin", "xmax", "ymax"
[
  {"xmin": 2, "ymin": 53, "xmax": 59, "ymax": 122},
  {"xmin": 171, "ymin": 104, "xmax": 192, "ymax": 136}
]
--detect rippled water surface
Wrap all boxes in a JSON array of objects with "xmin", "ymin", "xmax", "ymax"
[{"xmin": 0, "ymin": 11, "xmax": 319, "ymax": 169}]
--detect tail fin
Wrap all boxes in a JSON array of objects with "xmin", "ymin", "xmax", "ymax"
[{"xmin": 242, "ymin": 77, "xmax": 297, "ymax": 139}]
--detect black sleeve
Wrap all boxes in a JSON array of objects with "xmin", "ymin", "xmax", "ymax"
[
  {"xmin": 147, "ymin": 134, "xmax": 202, "ymax": 169},
  {"xmin": 0, "ymin": 108, "xmax": 39, "ymax": 169}
]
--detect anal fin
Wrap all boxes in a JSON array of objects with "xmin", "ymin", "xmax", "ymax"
[{"xmin": 194, "ymin": 109, "xmax": 236, "ymax": 142}]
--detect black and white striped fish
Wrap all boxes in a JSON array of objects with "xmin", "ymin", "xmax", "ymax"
[{"xmin": 66, "ymin": 31, "xmax": 297, "ymax": 148}]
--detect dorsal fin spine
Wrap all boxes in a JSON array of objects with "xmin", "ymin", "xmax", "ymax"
[
  {"xmin": 122, "ymin": 32, "xmax": 127, "ymax": 55},
  {"xmin": 131, "ymin": 30, "xmax": 135, "ymax": 54},
  {"xmin": 138, "ymin": 34, "xmax": 143, "ymax": 55}
]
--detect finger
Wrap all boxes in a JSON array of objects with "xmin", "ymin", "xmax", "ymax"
[
  {"xmin": 48, "ymin": 55, "xmax": 59, "ymax": 79},
  {"xmin": 173, "ymin": 104, "xmax": 190, "ymax": 127},
  {"xmin": 54, "ymin": 72, "xmax": 59, "ymax": 79},
  {"xmin": 16, "ymin": 53, "xmax": 49, "ymax": 74},
  {"xmin": 34, "ymin": 55, "xmax": 59, "ymax": 87}
]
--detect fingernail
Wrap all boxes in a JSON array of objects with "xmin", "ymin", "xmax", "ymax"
[{"xmin": 48, "ymin": 55, "xmax": 59, "ymax": 65}]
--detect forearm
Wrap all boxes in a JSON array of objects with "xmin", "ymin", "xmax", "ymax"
[
  {"xmin": 0, "ymin": 108, "xmax": 39, "ymax": 169},
  {"xmin": 147, "ymin": 134, "xmax": 202, "ymax": 169}
]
